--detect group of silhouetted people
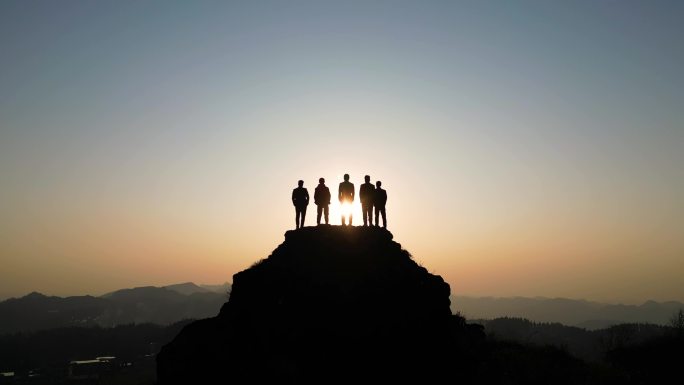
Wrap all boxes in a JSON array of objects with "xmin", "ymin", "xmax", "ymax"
[{"xmin": 291, "ymin": 174, "xmax": 387, "ymax": 229}]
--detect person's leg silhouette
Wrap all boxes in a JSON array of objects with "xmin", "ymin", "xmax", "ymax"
[
  {"xmin": 300, "ymin": 206, "xmax": 307, "ymax": 228},
  {"xmin": 366, "ymin": 205, "xmax": 374, "ymax": 226}
]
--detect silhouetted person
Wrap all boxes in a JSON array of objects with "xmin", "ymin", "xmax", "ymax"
[
  {"xmin": 374, "ymin": 181, "xmax": 387, "ymax": 228},
  {"xmin": 338, "ymin": 174, "xmax": 355, "ymax": 225},
  {"xmin": 359, "ymin": 175, "xmax": 375, "ymax": 226},
  {"xmin": 314, "ymin": 177, "xmax": 331, "ymax": 225},
  {"xmin": 292, "ymin": 180, "xmax": 309, "ymax": 229}
]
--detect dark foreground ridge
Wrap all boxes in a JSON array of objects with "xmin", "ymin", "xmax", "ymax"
[{"xmin": 157, "ymin": 226, "xmax": 482, "ymax": 384}]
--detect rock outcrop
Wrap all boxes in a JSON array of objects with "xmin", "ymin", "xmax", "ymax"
[{"xmin": 157, "ymin": 226, "xmax": 479, "ymax": 384}]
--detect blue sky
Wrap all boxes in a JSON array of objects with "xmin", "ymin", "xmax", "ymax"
[{"xmin": 1, "ymin": 1, "xmax": 682, "ymax": 302}]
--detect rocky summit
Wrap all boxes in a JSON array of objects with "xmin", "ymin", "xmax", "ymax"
[{"xmin": 157, "ymin": 226, "xmax": 480, "ymax": 384}]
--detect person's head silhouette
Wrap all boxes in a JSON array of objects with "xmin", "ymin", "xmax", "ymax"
[
  {"xmin": 365, "ymin": 175, "xmax": 370, "ymax": 183},
  {"xmin": 344, "ymin": 174, "xmax": 350, "ymax": 181},
  {"xmin": 376, "ymin": 181, "xmax": 382, "ymax": 188},
  {"xmin": 319, "ymin": 177, "xmax": 325, "ymax": 184},
  {"xmin": 298, "ymin": 180, "xmax": 304, "ymax": 187}
]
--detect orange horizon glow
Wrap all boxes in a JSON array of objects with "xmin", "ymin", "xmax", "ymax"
[{"xmin": 1, "ymin": 2, "xmax": 683, "ymax": 304}]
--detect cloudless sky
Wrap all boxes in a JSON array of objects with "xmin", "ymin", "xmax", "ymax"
[{"xmin": 1, "ymin": 1, "xmax": 682, "ymax": 303}]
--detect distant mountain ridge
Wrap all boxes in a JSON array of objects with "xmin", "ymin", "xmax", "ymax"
[
  {"xmin": 0, "ymin": 282, "xmax": 230, "ymax": 334},
  {"xmin": 2, "ymin": 284, "xmax": 680, "ymax": 334},
  {"xmin": 102, "ymin": 282, "xmax": 231, "ymax": 297},
  {"xmin": 452, "ymin": 296, "xmax": 684, "ymax": 330}
]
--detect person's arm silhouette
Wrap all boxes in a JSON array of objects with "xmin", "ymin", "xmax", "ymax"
[{"xmin": 304, "ymin": 189, "xmax": 309, "ymax": 206}]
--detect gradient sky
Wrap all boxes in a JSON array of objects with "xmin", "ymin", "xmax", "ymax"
[{"xmin": 1, "ymin": 1, "xmax": 682, "ymax": 303}]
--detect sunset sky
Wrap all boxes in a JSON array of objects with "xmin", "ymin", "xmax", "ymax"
[{"xmin": 1, "ymin": 1, "xmax": 682, "ymax": 303}]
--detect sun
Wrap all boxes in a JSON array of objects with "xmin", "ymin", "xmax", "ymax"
[
  {"xmin": 340, "ymin": 202, "xmax": 353, "ymax": 216},
  {"xmin": 329, "ymin": 200, "xmax": 362, "ymax": 225}
]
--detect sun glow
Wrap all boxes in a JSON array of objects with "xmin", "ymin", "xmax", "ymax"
[
  {"xmin": 340, "ymin": 202, "xmax": 352, "ymax": 216},
  {"xmin": 327, "ymin": 199, "xmax": 363, "ymax": 226}
]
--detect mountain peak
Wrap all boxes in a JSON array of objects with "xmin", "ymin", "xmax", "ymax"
[
  {"xmin": 224, "ymin": 225, "xmax": 450, "ymax": 322},
  {"xmin": 163, "ymin": 282, "xmax": 209, "ymax": 295},
  {"xmin": 24, "ymin": 291, "xmax": 48, "ymax": 300},
  {"xmin": 231, "ymin": 226, "xmax": 418, "ymax": 294},
  {"xmin": 157, "ymin": 225, "xmax": 474, "ymax": 384}
]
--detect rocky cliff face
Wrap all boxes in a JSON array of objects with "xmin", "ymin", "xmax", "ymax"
[{"xmin": 157, "ymin": 226, "xmax": 478, "ymax": 384}]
